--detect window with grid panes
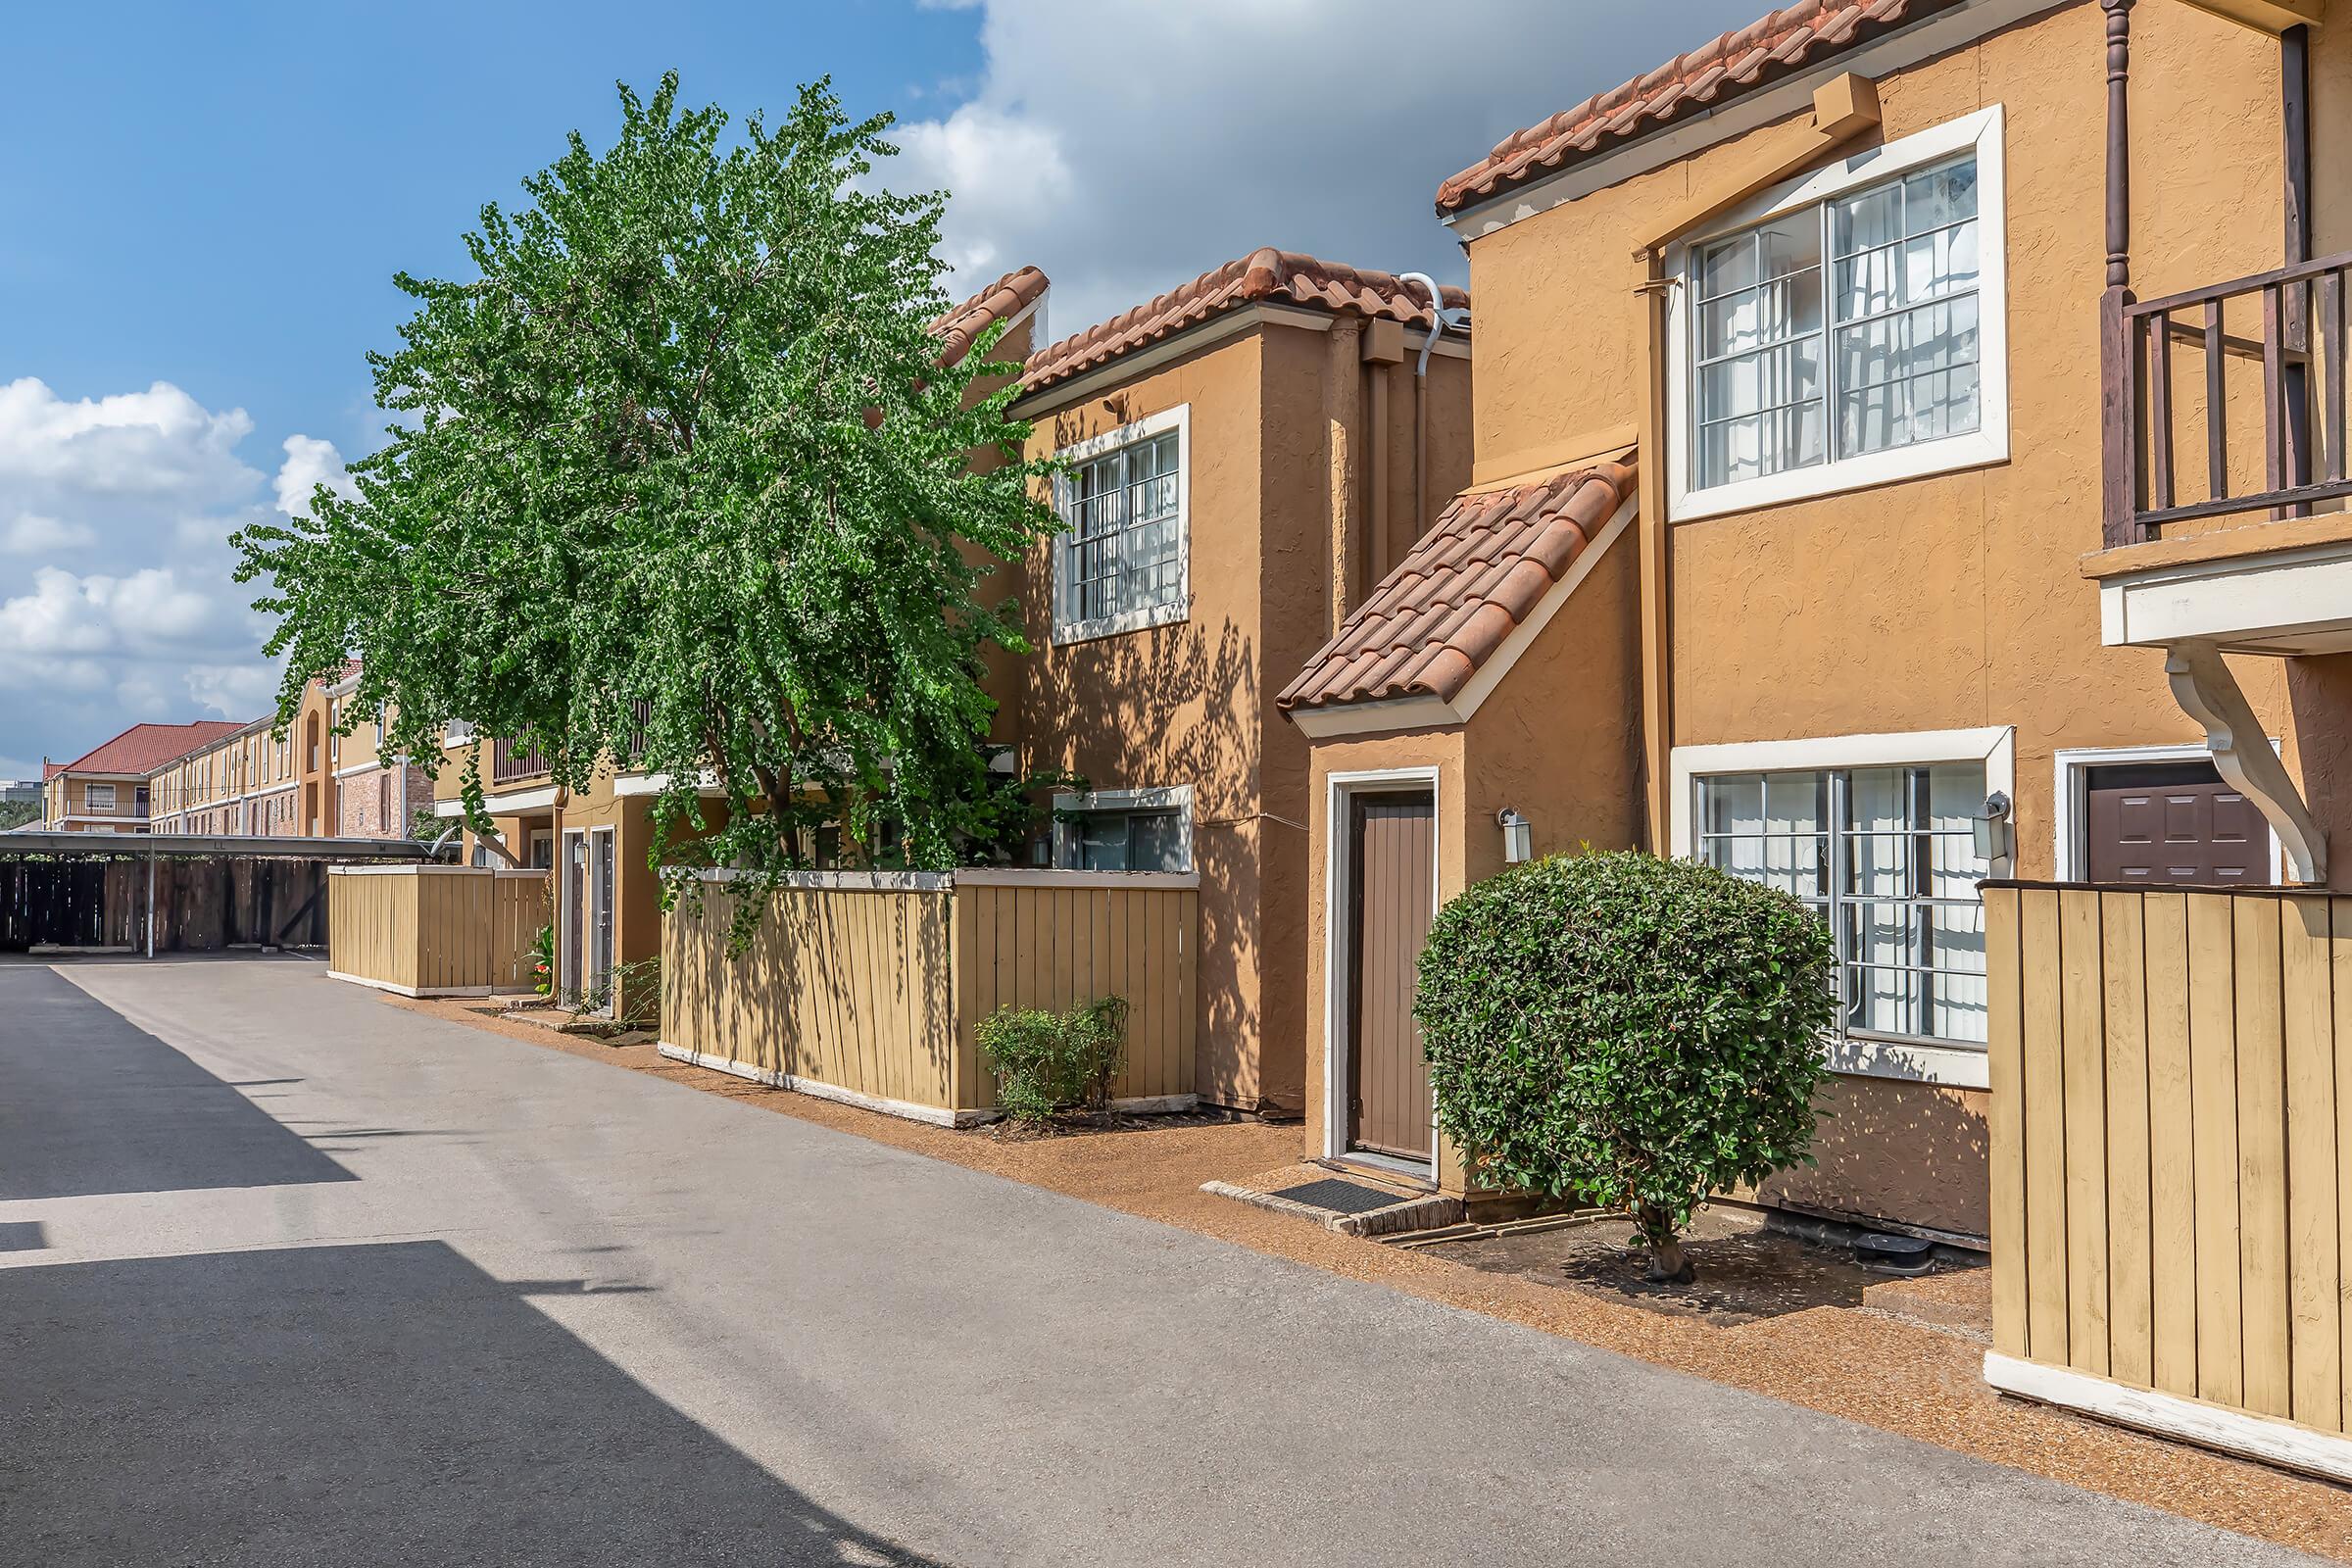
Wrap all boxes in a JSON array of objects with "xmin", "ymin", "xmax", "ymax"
[
  {"xmin": 1691, "ymin": 154, "xmax": 1982, "ymax": 491},
  {"xmin": 1054, "ymin": 416, "xmax": 1185, "ymax": 640},
  {"xmin": 1694, "ymin": 763, "xmax": 1988, "ymax": 1047}
]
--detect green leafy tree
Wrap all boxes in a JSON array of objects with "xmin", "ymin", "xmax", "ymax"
[
  {"xmin": 1414, "ymin": 852, "xmax": 1837, "ymax": 1281},
  {"xmin": 233, "ymin": 74, "xmax": 1060, "ymax": 931},
  {"xmin": 0, "ymin": 799, "xmax": 38, "ymax": 833}
]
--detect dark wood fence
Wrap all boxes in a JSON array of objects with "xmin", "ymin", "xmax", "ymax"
[{"xmin": 0, "ymin": 857, "xmax": 330, "ymax": 953}]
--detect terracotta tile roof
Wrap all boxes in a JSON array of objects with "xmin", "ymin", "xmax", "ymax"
[
  {"xmin": 1278, "ymin": 455, "xmax": 1639, "ymax": 714},
  {"xmin": 932, "ymin": 266, "xmax": 1050, "ymax": 367},
  {"xmin": 54, "ymin": 720, "xmax": 247, "ymax": 778},
  {"xmin": 1022, "ymin": 249, "xmax": 1468, "ymax": 393},
  {"xmin": 1435, "ymin": 0, "xmax": 1961, "ymax": 216}
]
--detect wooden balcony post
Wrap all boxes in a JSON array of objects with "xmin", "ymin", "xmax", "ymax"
[{"xmin": 2099, "ymin": 0, "xmax": 2142, "ymax": 546}]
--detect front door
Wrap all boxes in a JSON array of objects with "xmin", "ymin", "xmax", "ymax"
[
  {"xmin": 1347, "ymin": 791, "xmax": 1436, "ymax": 1165},
  {"xmin": 562, "ymin": 830, "xmax": 587, "ymax": 1001},
  {"xmin": 2085, "ymin": 760, "xmax": 2272, "ymax": 885},
  {"xmin": 589, "ymin": 828, "xmax": 615, "ymax": 1014}
]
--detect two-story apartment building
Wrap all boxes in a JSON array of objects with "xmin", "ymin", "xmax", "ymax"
[
  {"xmin": 1281, "ymin": 0, "xmax": 2350, "ymax": 1239},
  {"xmin": 42, "ymin": 720, "xmax": 243, "ymax": 832},
  {"xmin": 1006, "ymin": 249, "xmax": 1473, "ymax": 1113}
]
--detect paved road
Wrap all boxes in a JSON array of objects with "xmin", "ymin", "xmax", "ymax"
[{"xmin": 0, "ymin": 957, "xmax": 2316, "ymax": 1566}]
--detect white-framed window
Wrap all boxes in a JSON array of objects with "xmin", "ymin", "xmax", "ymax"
[
  {"xmin": 85, "ymin": 783, "xmax": 117, "ymax": 812},
  {"xmin": 1668, "ymin": 106, "xmax": 2008, "ymax": 521},
  {"xmin": 1050, "ymin": 785, "xmax": 1193, "ymax": 872},
  {"xmin": 1051, "ymin": 405, "xmax": 1189, "ymax": 645},
  {"xmin": 1671, "ymin": 727, "xmax": 2013, "ymax": 1089}
]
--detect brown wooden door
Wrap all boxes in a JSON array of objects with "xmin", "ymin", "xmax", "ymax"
[
  {"xmin": 2085, "ymin": 760, "xmax": 2272, "ymax": 885},
  {"xmin": 1348, "ymin": 792, "xmax": 1436, "ymax": 1163}
]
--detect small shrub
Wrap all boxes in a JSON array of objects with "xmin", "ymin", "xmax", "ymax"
[
  {"xmin": 1414, "ymin": 851, "xmax": 1837, "ymax": 1281},
  {"xmin": 978, "ymin": 996, "xmax": 1131, "ymax": 1129},
  {"xmin": 528, "ymin": 924, "xmax": 555, "ymax": 997}
]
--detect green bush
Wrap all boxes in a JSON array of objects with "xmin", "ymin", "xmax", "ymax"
[
  {"xmin": 978, "ymin": 996, "xmax": 1131, "ymax": 1128},
  {"xmin": 1414, "ymin": 851, "xmax": 1837, "ymax": 1280}
]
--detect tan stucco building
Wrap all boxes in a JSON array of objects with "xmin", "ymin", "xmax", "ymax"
[
  {"xmin": 1004, "ymin": 250, "xmax": 1473, "ymax": 1113},
  {"xmin": 1280, "ymin": 0, "xmax": 2352, "ymax": 1240},
  {"xmin": 143, "ymin": 664, "xmax": 428, "ymax": 839},
  {"xmin": 41, "ymin": 720, "xmax": 244, "ymax": 833}
]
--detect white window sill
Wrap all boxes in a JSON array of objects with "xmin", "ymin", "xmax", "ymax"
[
  {"xmin": 1824, "ymin": 1033, "xmax": 1988, "ymax": 1091},
  {"xmin": 1051, "ymin": 601, "xmax": 1189, "ymax": 647},
  {"xmin": 1671, "ymin": 430, "xmax": 2008, "ymax": 523}
]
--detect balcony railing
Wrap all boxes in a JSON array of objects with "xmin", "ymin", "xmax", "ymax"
[
  {"xmin": 490, "ymin": 735, "xmax": 549, "ymax": 786},
  {"xmin": 2105, "ymin": 248, "xmax": 2352, "ymax": 547}
]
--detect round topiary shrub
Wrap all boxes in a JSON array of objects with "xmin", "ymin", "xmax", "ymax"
[{"xmin": 1414, "ymin": 851, "xmax": 1837, "ymax": 1281}]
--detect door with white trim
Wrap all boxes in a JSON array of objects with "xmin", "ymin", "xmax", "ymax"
[{"xmin": 1346, "ymin": 791, "xmax": 1437, "ymax": 1163}]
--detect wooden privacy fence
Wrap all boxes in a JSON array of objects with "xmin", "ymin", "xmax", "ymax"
[
  {"xmin": 1984, "ymin": 882, "xmax": 2352, "ymax": 1481},
  {"xmin": 0, "ymin": 857, "xmax": 329, "ymax": 952},
  {"xmin": 327, "ymin": 866, "xmax": 549, "ymax": 998},
  {"xmin": 661, "ymin": 868, "xmax": 1199, "ymax": 1126}
]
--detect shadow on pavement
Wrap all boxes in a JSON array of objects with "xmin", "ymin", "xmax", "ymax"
[
  {"xmin": 0, "ymin": 965, "xmax": 355, "ymax": 1200},
  {"xmin": 0, "ymin": 1240, "xmax": 946, "ymax": 1567}
]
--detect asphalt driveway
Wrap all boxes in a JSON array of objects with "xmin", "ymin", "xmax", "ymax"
[{"xmin": 0, "ymin": 956, "xmax": 2319, "ymax": 1566}]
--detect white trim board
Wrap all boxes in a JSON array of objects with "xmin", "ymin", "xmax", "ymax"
[
  {"xmin": 2051, "ymin": 740, "xmax": 2285, "ymax": 884},
  {"xmin": 1049, "ymin": 404, "xmax": 1192, "ymax": 647},
  {"xmin": 1670, "ymin": 724, "xmax": 2015, "ymax": 1092},
  {"xmin": 1289, "ymin": 494, "xmax": 1637, "ymax": 739},
  {"xmin": 1664, "ymin": 106, "xmax": 2010, "ymax": 523},
  {"xmin": 1320, "ymin": 765, "xmax": 1444, "ymax": 1184},
  {"xmin": 326, "ymin": 969, "xmax": 493, "ymax": 1000},
  {"xmin": 1984, "ymin": 1352, "xmax": 2352, "ymax": 1486},
  {"xmin": 656, "ymin": 1043, "xmax": 1197, "ymax": 1128}
]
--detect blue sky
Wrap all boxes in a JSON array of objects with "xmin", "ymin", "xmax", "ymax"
[{"xmin": 0, "ymin": 0, "xmax": 1761, "ymax": 778}]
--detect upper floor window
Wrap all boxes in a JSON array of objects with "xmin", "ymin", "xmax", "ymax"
[
  {"xmin": 85, "ymin": 783, "xmax": 116, "ymax": 812},
  {"xmin": 1052, "ymin": 405, "xmax": 1189, "ymax": 644},
  {"xmin": 1670, "ymin": 107, "xmax": 2008, "ymax": 521}
]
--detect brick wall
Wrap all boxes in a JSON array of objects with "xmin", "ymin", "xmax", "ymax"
[{"xmin": 334, "ymin": 764, "xmax": 430, "ymax": 839}]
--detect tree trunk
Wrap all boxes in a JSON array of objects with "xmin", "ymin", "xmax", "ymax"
[{"xmin": 1636, "ymin": 1202, "xmax": 1694, "ymax": 1283}]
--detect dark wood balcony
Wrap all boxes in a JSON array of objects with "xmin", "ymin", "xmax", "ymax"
[
  {"xmin": 2105, "ymin": 247, "xmax": 2352, "ymax": 546},
  {"xmin": 490, "ymin": 735, "xmax": 549, "ymax": 786}
]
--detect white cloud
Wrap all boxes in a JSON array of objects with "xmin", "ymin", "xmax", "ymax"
[
  {"xmin": 888, "ymin": 0, "xmax": 1767, "ymax": 336},
  {"xmin": 0, "ymin": 377, "xmax": 259, "ymax": 501},
  {"xmin": 0, "ymin": 513, "xmax": 95, "ymax": 555},
  {"xmin": 0, "ymin": 378, "xmax": 287, "ymax": 760},
  {"xmin": 273, "ymin": 433, "xmax": 356, "ymax": 519},
  {"xmin": 184, "ymin": 662, "xmax": 281, "ymax": 719}
]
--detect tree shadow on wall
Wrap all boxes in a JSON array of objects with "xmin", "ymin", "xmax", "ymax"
[{"xmin": 1018, "ymin": 412, "xmax": 1280, "ymax": 1103}]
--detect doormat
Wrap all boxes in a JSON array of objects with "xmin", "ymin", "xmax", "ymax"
[{"xmin": 1266, "ymin": 1177, "xmax": 1407, "ymax": 1216}]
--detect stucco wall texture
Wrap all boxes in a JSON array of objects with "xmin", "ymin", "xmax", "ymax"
[
  {"xmin": 1297, "ymin": 0, "xmax": 2352, "ymax": 1236},
  {"xmin": 1014, "ymin": 319, "xmax": 1473, "ymax": 1112}
]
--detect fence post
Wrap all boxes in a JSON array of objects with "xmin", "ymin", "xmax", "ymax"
[{"xmin": 144, "ymin": 843, "xmax": 155, "ymax": 959}]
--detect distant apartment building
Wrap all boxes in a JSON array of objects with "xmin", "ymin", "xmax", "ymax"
[
  {"xmin": 146, "ymin": 664, "xmax": 428, "ymax": 838},
  {"xmin": 41, "ymin": 721, "xmax": 245, "ymax": 832}
]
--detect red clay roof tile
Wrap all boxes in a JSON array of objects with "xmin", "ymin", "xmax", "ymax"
[
  {"xmin": 1021, "ymin": 248, "xmax": 1467, "ymax": 393},
  {"xmin": 1278, "ymin": 456, "xmax": 1639, "ymax": 714},
  {"xmin": 1433, "ymin": 0, "xmax": 1962, "ymax": 216},
  {"xmin": 54, "ymin": 720, "xmax": 247, "ymax": 778},
  {"xmin": 931, "ymin": 266, "xmax": 1050, "ymax": 368}
]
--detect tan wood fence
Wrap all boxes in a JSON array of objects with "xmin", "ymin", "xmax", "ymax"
[
  {"xmin": 1984, "ymin": 882, "xmax": 2352, "ymax": 1481},
  {"xmin": 328, "ymin": 866, "xmax": 549, "ymax": 997},
  {"xmin": 661, "ymin": 868, "xmax": 1199, "ymax": 1126}
]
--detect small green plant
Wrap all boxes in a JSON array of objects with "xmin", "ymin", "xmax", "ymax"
[
  {"xmin": 527, "ymin": 924, "xmax": 555, "ymax": 997},
  {"xmin": 1415, "ymin": 851, "xmax": 1837, "ymax": 1282},
  {"xmin": 977, "ymin": 996, "xmax": 1131, "ymax": 1129}
]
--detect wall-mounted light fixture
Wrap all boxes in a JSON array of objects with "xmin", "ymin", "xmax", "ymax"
[
  {"xmin": 1974, "ymin": 790, "xmax": 2014, "ymax": 875},
  {"xmin": 1497, "ymin": 807, "xmax": 1533, "ymax": 864}
]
